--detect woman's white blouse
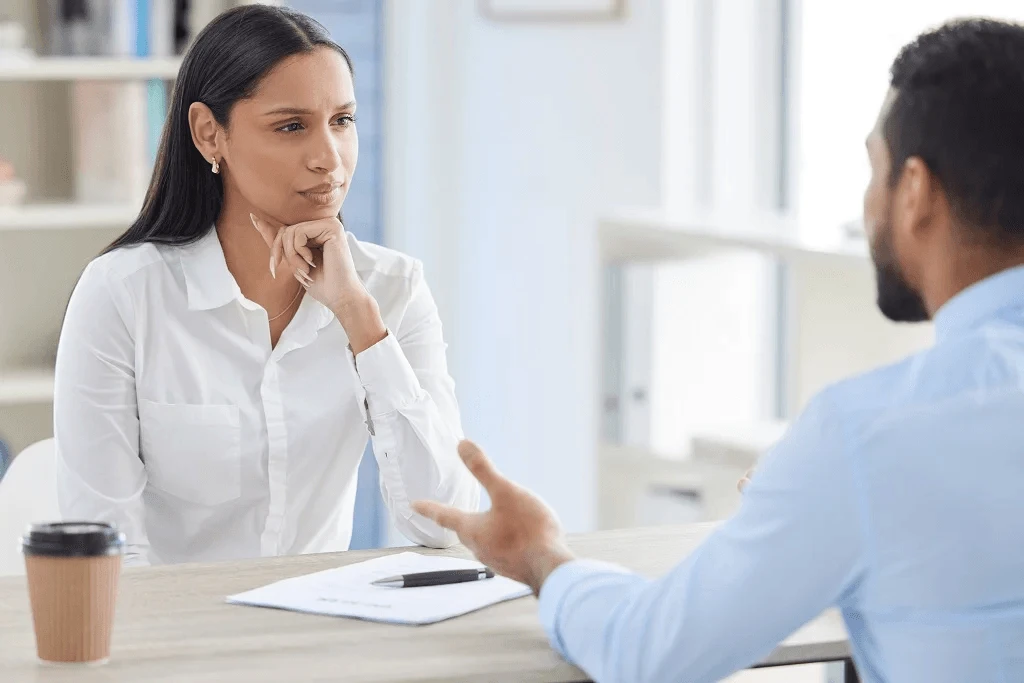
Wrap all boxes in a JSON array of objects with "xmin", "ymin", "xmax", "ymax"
[{"xmin": 54, "ymin": 228, "xmax": 479, "ymax": 566}]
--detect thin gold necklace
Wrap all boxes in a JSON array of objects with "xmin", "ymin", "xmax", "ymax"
[{"xmin": 267, "ymin": 286, "xmax": 304, "ymax": 322}]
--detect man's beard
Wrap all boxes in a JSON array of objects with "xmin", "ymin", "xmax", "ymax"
[{"xmin": 871, "ymin": 216, "xmax": 930, "ymax": 323}]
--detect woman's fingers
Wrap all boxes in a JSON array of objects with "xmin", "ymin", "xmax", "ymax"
[
  {"xmin": 264, "ymin": 217, "xmax": 342, "ymax": 279},
  {"xmin": 269, "ymin": 227, "xmax": 285, "ymax": 279},
  {"xmin": 249, "ymin": 213, "xmax": 276, "ymax": 249},
  {"xmin": 291, "ymin": 228, "xmax": 317, "ymax": 270},
  {"xmin": 280, "ymin": 227, "xmax": 312, "ymax": 285},
  {"xmin": 251, "ymin": 213, "xmax": 287, "ymax": 278},
  {"xmin": 282, "ymin": 227, "xmax": 302, "ymax": 272},
  {"xmin": 289, "ymin": 216, "xmax": 342, "ymax": 245}
]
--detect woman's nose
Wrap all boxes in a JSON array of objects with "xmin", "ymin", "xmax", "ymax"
[{"xmin": 308, "ymin": 126, "xmax": 344, "ymax": 174}]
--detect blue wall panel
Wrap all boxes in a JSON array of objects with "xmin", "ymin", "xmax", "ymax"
[{"xmin": 289, "ymin": 0, "xmax": 386, "ymax": 550}]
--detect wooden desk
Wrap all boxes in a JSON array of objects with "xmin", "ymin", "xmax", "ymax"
[{"xmin": 0, "ymin": 524, "xmax": 850, "ymax": 682}]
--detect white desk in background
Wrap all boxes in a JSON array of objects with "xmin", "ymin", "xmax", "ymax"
[{"xmin": 595, "ymin": 208, "xmax": 934, "ymax": 528}]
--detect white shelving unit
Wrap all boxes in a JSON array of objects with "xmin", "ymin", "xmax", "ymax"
[
  {"xmin": 0, "ymin": 369, "xmax": 55, "ymax": 407},
  {"xmin": 595, "ymin": 209, "xmax": 934, "ymax": 529},
  {"xmin": 0, "ymin": 203, "xmax": 141, "ymax": 231},
  {"xmin": 0, "ymin": 57, "xmax": 182, "ymax": 82},
  {"xmin": 0, "ymin": 2, "xmax": 267, "ymax": 459},
  {"xmin": 0, "ymin": 1, "xmax": 256, "ymax": 457}
]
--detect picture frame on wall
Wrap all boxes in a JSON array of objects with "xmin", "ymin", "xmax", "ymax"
[{"xmin": 478, "ymin": 0, "xmax": 626, "ymax": 23}]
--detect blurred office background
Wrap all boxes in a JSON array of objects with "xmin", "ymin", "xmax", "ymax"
[
  {"xmin": 4, "ymin": 2, "xmax": 1023, "ymax": 680},
  {"xmin": 0, "ymin": 0, "xmax": 1021, "ymax": 555}
]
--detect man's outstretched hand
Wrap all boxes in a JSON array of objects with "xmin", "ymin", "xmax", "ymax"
[{"xmin": 412, "ymin": 441, "xmax": 575, "ymax": 595}]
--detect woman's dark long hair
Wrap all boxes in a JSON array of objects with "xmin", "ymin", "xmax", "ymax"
[{"xmin": 104, "ymin": 5, "xmax": 353, "ymax": 253}]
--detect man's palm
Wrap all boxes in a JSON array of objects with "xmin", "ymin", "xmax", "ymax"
[{"xmin": 413, "ymin": 441, "xmax": 573, "ymax": 592}]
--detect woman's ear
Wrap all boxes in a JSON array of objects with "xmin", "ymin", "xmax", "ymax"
[{"xmin": 188, "ymin": 102, "xmax": 222, "ymax": 169}]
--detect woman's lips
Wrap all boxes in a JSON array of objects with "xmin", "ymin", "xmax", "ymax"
[{"xmin": 299, "ymin": 185, "xmax": 343, "ymax": 206}]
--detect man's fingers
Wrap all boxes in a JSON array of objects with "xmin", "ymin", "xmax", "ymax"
[
  {"xmin": 738, "ymin": 468, "xmax": 754, "ymax": 492},
  {"xmin": 457, "ymin": 440, "xmax": 503, "ymax": 492},
  {"xmin": 412, "ymin": 500, "xmax": 469, "ymax": 534}
]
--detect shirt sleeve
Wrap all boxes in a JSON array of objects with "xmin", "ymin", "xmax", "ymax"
[
  {"xmin": 538, "ymin": 391, "xmax": 866, "ymax": 683},
  {"xmin": 351, "ymin": 262, "xmax": 480, "ymax": 548},
  {"xmin": 54, "ymin": 260, "xmax": 151, "ymax": 567}
]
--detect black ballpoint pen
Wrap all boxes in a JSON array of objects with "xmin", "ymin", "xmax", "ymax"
[{"xmin": 371, "ymin": 568, "xmax": 495, "ymax": 588}]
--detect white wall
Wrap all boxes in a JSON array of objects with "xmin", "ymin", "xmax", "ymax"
[{"xmin": 385, "ymin": 0, "xmax": 665, "ymax": 531}]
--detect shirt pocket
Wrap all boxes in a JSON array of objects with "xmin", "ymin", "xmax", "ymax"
[{"xmin": 138, "ymin": 399, "xmax": 242, "ymax": 506}]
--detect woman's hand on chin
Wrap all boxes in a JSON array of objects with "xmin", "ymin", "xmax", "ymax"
[{"xmin": 250, "ymin": 213, "xmax": 388, "ymax": 354}]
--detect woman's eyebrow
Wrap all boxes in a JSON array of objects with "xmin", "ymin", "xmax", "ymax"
[{"xmin": 262, "ymin": 101, "xmax": 357, "ymax": 117}]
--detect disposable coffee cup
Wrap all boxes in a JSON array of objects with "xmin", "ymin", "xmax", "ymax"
[{"xmin": 21, "ymin": 522, "xmax": 125, "ymax": 665}]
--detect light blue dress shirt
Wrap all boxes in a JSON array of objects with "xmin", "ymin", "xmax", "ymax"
[{"xmin": 540, "ymin": 265, "xmax": 1024, "ymax": 683}]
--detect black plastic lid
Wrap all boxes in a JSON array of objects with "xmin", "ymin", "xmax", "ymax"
[{"xmin": 21, "ymin": 522, "xmax": 125, "ymax": 558}]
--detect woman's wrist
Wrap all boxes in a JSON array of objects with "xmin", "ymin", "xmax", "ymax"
[{"xmin": 333, "ymin": 294, "xmax": 387, "ymax": 355}]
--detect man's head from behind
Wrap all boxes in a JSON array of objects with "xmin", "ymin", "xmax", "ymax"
[{"xmin": 865, "ymin": 19, "xmax": 1024, "ymax": 322}]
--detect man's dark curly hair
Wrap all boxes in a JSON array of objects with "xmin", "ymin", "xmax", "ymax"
[{"xmin": 884, "ymin": 18, "xmax": 1024, "ymax": 243}]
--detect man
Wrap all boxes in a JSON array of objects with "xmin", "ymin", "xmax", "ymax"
[{"xmin": 413, "ymin": 18, "xmax": 1024, "ymax": 683}]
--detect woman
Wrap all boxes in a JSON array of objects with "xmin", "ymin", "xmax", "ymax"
[{"xmin": 54, "ymin": 6, "xmax": 479, "ymax": 566}]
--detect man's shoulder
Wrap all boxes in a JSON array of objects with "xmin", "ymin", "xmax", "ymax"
[
  {"xmin": 805, "ymin": 350, "xmax": 938, "ymax": 435},
  {"xmin": 822, "ymin": 324, "xmax": 1024, "ymax": 421}
]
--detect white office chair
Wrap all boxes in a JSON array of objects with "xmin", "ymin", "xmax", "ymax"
[{"xmin": 0, "ymin": 438, "xmax": 59, "ymax": 576}]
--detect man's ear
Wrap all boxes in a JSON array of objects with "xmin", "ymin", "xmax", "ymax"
[
  {"xmin": 894, "ymin": 157, "xmax": 938, "ymax": 240},
  {"xmin": 188, "ymin": 102, "xmax": 222, "ymax": 169},
  {"xmin": 901, "ymin": 156, "xmax": 937, "ymax": 227}
]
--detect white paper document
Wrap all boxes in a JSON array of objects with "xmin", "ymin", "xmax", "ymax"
[{"xmin": 226, "ymin": 552, "xmax": 532, "ymax": 625}]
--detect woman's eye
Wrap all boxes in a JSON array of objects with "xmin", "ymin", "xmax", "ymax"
[
  {"xmin": 334, "ymin": 115, "xmax": 356, "ymax": 127},
  {"xmin": 277, "ymin": 122, "xmax": 304, "ymax": 133}
]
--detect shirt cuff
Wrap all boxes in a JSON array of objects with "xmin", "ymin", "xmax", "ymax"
[
  {"xmin": 351, "ymin": 331, "xmax": 422, "ymax": 419},
  {"xmin": 538, "ymin": 559, "xmax": 630, "ymax": 660}
]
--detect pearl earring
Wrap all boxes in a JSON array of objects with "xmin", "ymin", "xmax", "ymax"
[{"xmin": 211, "ymin": 157, "xmax": 220, "ymax": 174}]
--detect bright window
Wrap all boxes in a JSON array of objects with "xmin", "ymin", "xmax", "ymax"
[{"xmin": 795, "ymin": 2, "xmax": 1024, "ymax": 234}]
